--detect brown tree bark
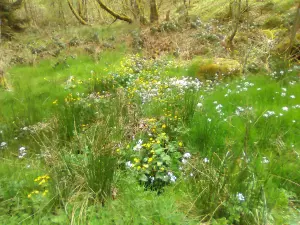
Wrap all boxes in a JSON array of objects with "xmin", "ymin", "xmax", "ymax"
[
  {"xmin": 150, "ymin": 0, "xmax": 159, "ymax": 23},
  {"xmin": 95, "ymin": 0, "xmax": 133, "ymax": 23},
  {"xmin": 289, "ymin": 3, "xmax": 300, "ymax": 55},
  {"xmin": 67, "ymin": 0, "xmax": 89, "ymax": 25}
]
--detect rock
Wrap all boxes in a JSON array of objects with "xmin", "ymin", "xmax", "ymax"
[{"xmin": 190, "ymin": 57, "xmax": 242, "ymax": 80}]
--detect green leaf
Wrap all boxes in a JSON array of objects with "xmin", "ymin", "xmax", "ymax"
[
  {"xmin": 139, "ymin": 174, "xmax": 148, "ymax": 182},
  {"xmin": 162, "ymin": 155, "xmax": 171, "ymax": 162},
  {"xmin": 157, "ymin": 161, "xmax": 163, "ymax": 166}
]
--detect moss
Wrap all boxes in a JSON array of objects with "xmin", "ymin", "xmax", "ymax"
[
  {"xmin": 263, "ymin": 15, "xmax": 283, "ymax": 29},
  {"xmin": 189, "ymin": 57, "xmax": 241, "ymax": 81},
  {"xmin": 276, "ymin": 33, "xmax": 300, "ymax": 53}
]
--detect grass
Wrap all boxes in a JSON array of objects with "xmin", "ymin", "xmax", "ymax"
[{"xmin": 0, "ymin": 50, "xmax": 299, "ymax": 224}]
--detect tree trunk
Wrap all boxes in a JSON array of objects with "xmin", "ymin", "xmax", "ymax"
[
  {"xmin": 227, "ymin": 0, "xmax": 241, "ymax": 49},
  {"xmin": 150, "ymin": 0, "xmax": 159, "ymax": 23},
  {"xmin": 95, "ymin": 0, "xmax": 133, "ymax": 23},
  {"xmin": 67, "ymin": 0, "xmax": 89, "ymax": 25},
  {"xmin": 289, "ymin": 3, "xmax": 300, "ymax": 55}
]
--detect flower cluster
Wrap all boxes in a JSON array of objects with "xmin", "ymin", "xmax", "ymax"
[{"xmin": 28, "ymin": 175, "xmax": 50, "ymax": 198}]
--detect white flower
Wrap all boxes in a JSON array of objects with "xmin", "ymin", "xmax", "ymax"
[
  {"xmin": 0, "ymin": 142, "xmax": 7, "ymax": 148},
  {"xmin": 183, "ymin": 152, "xmax": 191, "ymax": 159},
  {"xmin": 290, "ymin": 95, "xmax": 296, "ymax": 99},
  {"xmin": 262, "ymin": 157, "xmax": 269, "ymax": 164},
  {"xmin": 282, "ymin": 107, "xmax": 288, "ymax": 111},
  {"xmin": 19, "ymin": 147, "xmax": 26, "ymax": 151},
  {"xmin": 133, "ymin": 139, "xmax": 143, "ymax": 151},
  {"xmin": 203, "ymin": 158, "xmax": 209, "ymax": 163},
  {"xmin": 292, "ymin": 120, "xmax": 296, "ymax": 123},
  {"xmin": 281, "ymin": 93, "xmax": 286, "ymax": 97},
  {"xmin": 282, "ymin": 87, "xmax": 287, "ymax": 92},
  {"xmin": 197, "ymin": 103, "xmax": 203, "ymax": 108},
  {"xmin": 257, "ymin": 88, "xmax": 261, "ymax": 91},
  {"xmin": 216, "ymin": 104, "xmax": 223, "ymax": 110},
  {"xmin": 236, "ymin": 193, "xmax": 245, "ymax": 201},
  {"xmin": 213, "ymin": 101, "xmax": 218, "ymax": 104},
  {"xmin": 149, "ymin": 176, "xmax": 155, "ymax": 183},
  {"xmin": 263, "ymin": 111, "xmax": 276, "ymax": 118},
  {"xmin": 168, "ymin": 172, "xmax": 177, "ymax": 183},
  {"xmin": 182, "ymin": 158, "xmax": 187, "ymax": 164},
  {"xmin": 125, "ymin": 161, "xmax": 133, "ymax": 168},
  {"xmin": 190, "ymin": 173, "xmax": 194, "ymax": 177},
  {"xmin": 18, "ymin": 146, "xmax": 27, "ymax": 159},
  {"xmin": 207, "ymin": 118, "xmax": 212, "ymax": 122}
]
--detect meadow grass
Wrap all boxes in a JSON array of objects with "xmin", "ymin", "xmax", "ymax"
[{"xmin": 0, "ymin": 52, "xmax": 299, "ymax": 224}]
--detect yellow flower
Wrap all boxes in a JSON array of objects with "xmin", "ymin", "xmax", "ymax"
[
  {"xmin": 143, "ymin": 164, "xmax": 149, "ymax": 168},
  {"xmin": 52, "ymin": 100, "xmax": 58, "ymax": 105},
  {"xmin": 148, "ymin": 158, "xmax": 153, "ymax": 163},
  {"xmin": 42, "ymin": 190, "xmax": 49, "ymax": 196},
  {"xmin": 160, "ymin": 167, "xmax": 165, "ymax": 171},
  {"xmin": 28, "ymin": 194, "xmax": 32, "ymax": 198},
  {"xmin": 39, "ymin": 179, "xmax": 46, "ymax": 185},
  {"xmin": 137, "ymin": 166, "xmax": 141, "ymax": 170},
  {"xmin": 178, "ymin": 142, "xmax": 183, "ymax": 147},
  {"xmin": 134, "ymin": 158, "xmax": 140, "ymax": 163},
  {"xmin": 156, "ymin": 140, "xmax": 161, "ymax": 144},
  {"xmin": 162, "ymin": 124, "xmax": 166, "ymax": 129}
]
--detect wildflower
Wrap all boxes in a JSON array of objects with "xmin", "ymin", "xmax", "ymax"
[
  {"xmin": 39, "ymin": 179, "xmax": 46, "ymax": 185},
  {"xmin": 197, "ymin": 103, "xmax": 203, "ymax": 108},
  {"xmin": 178, "ymin": 142, "xmax": 183, "ymax": 147},
  {"xmin": 134, "ymin": 158, "xmax": 140, "ymax": 163},
  {"xmin": 42, "ymin": 190, "xmax": 49, "ymax": 196},
  {"xmin": 18, "ymin": 147, "xmax": 27, "ymax": 159},
  {"xmin": 282, "ymin": 107, "xmax": 288, "ymax": 111},
  {"xmin": 149, "ymin": 176, "xmax": 155, "ymax": 183},
  {"xmin": 262, "ymin": 157, "xmax": 269, "ymax": 164},
  {"xmin": 167, "ymin": 172, "xmax": 177, "ymax": 183},
  {"xmin": 125, "ymin": 161, "xmax": 133, "ymax": 168},
  {"xmin": 237, "ymin": 193, "xmax": 245, "ymax": 201},
  {"xmin": 290, "ymin": 95, "xmax": 296, "ymax": 99},
  {"xmin": 143, "ymin": 164, "xmax": 149, "ymax": 169},
  {"xmin": 263, "ymin": 111, "xmax": 275, "ymax": 118},
  {"xmin": 133, "ymin": 139, "xmax": 143, "ymax": 151},
  {"xmin": 183, "ymin": 152, "xmax": 191, "ymax": 159},
  {"xmin": 52, "ymin": 100, "xmax": 58, "ymax": 105},
  {"xmin": 207, "ymin": 118, "xmax": 212, "ymax": 122},
  {"xmin": 0, "ymin": 142, "xmax": 7, "ymax": 148},
  {"xmin": 162, "ymin": 124, "xmax": 166, "ymax": 129},
  {"xmin": 216, "ymin": 104, "xmax": 223, "ymax": 110},
  {"xmin": 281, "ymin": 93, "xmax": 286, "ymax": 97},
  {"xmin": 203, "ymin": 158, "xmax": 209, "ymax": 163},
  {"xmin": 148, "ymin": 158, "xmax": 153, "ymax": 163}
]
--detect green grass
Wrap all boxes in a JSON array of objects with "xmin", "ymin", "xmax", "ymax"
[{"xmin": 0, "ymin": 51, "xmax": 299, "ymax": 224}]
